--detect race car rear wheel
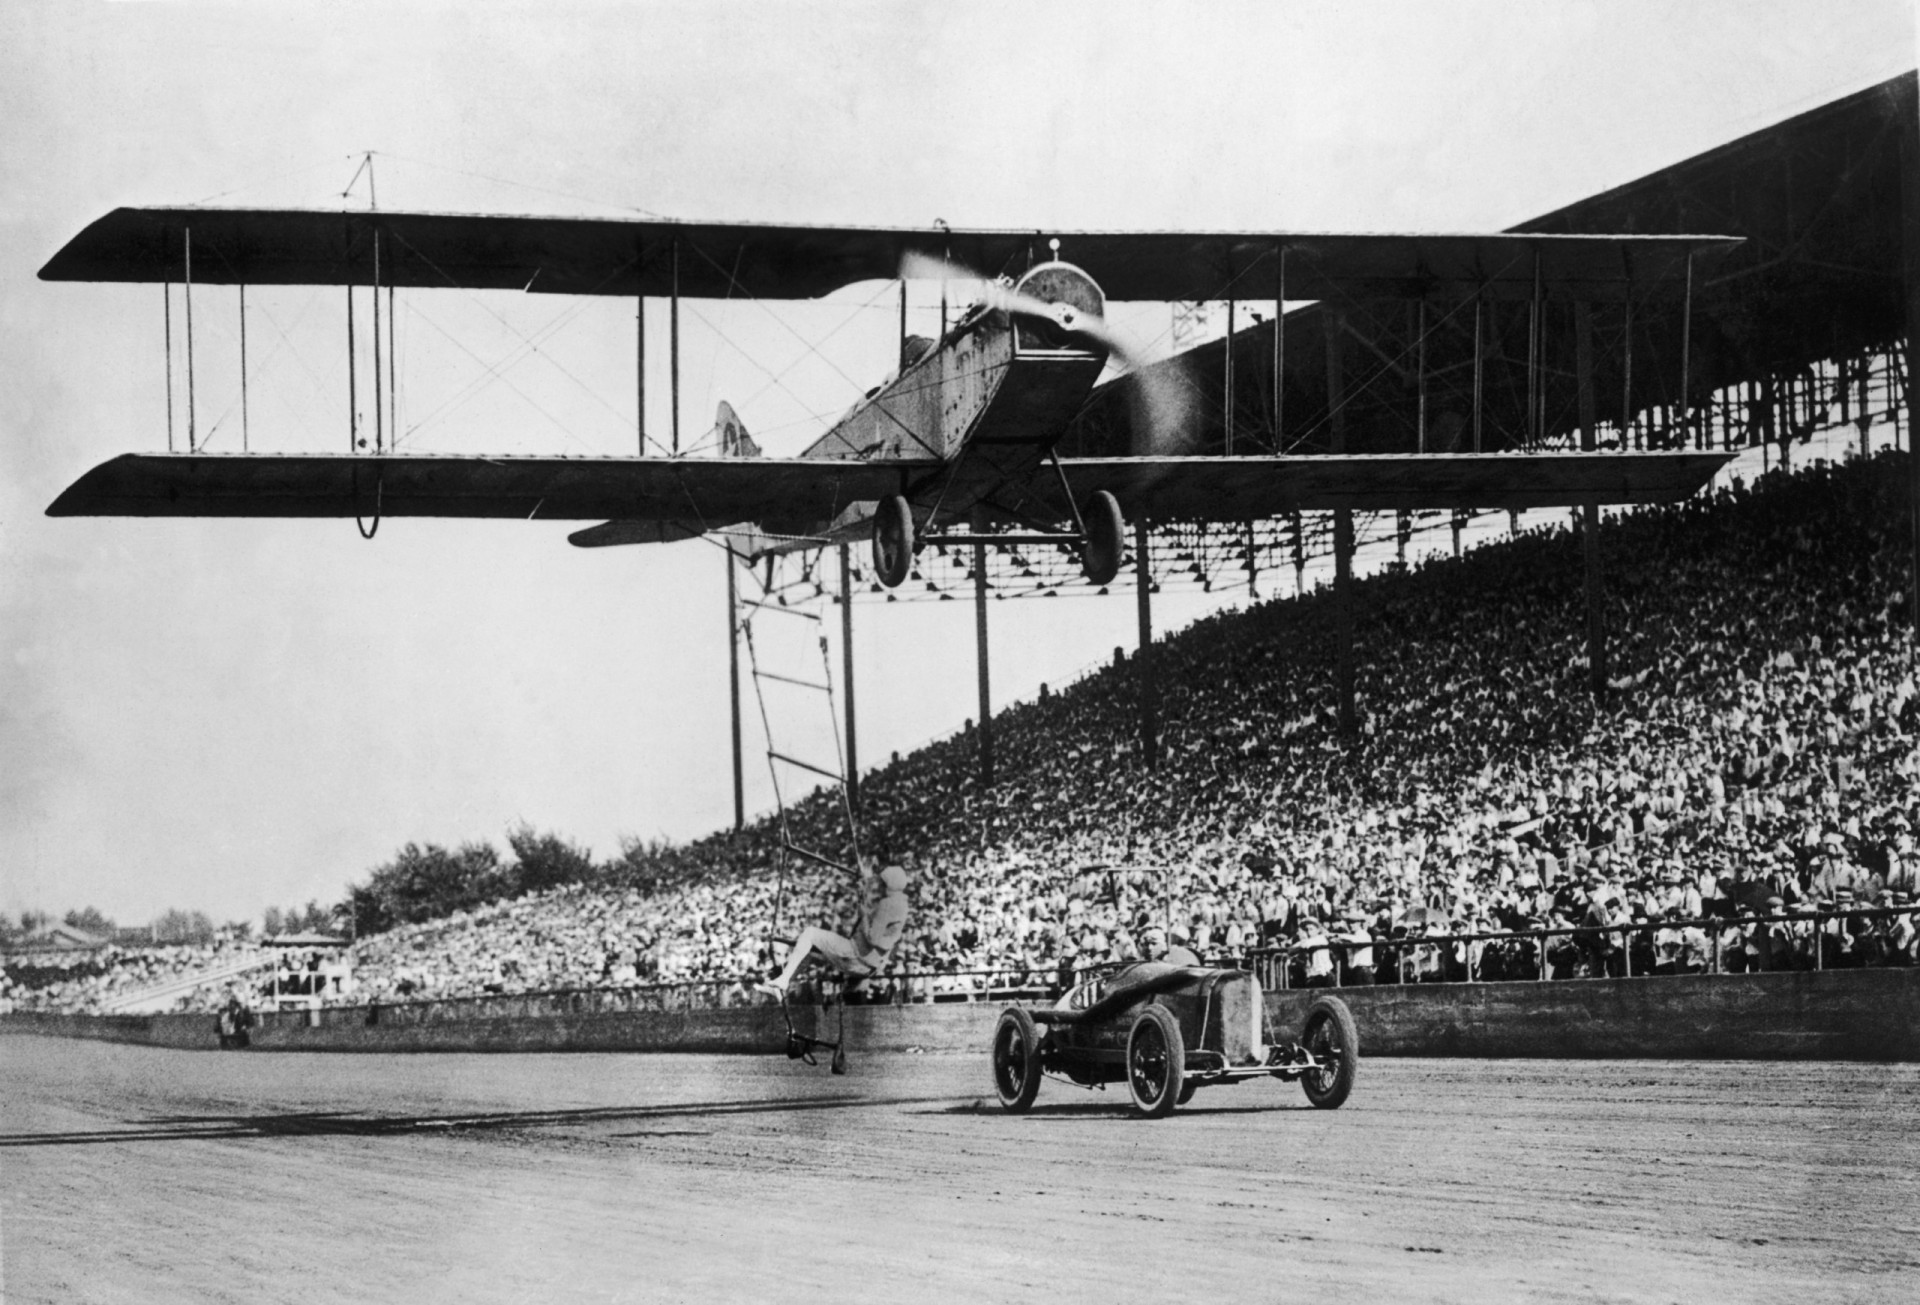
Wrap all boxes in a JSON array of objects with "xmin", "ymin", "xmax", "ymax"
[
  {"xmin": 1299, "ymin": 995, "xmax": 1359, "ymax": 1110},
  {"xmin": 871, "ymin": 495, "xmax": 913, "ymax": 589},
  {"xmin": 991, "ymin": 1007, "xmax": 1042, "ymax": 1113},
  {"xmin": 1126, "ymin": 1003, "xmax": 1185, "ymax": 1118}
]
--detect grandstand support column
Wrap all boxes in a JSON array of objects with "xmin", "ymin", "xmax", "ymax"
[
  {"xmin": 1134, "ymin": 518, "xmax": 1159, "ymax": 768},
  {"xmin": 973, "ymin": 537, "xmax": 994, "ymax": 788},
  {"xmin": 727, "ymin": 547, "xmax": 744, "ymax": 831},
  {"xmin": 645, "ymin": 268, "xmax": 652, "ymax": 452},
  {"xmin": 1335, "ymin": 509, "xmax": 1356, "ymax": 734},
  {"xmin": 1900, "ymin": 104, "xmax": 1920, "ymax": 640},
  {"xmin": 1577, "ymin": 301, "xmax": 1608, "ymax": 700},
  {"xmin": 1224, "ymin": 296, "xmax": 1235, "ymax": 454},
  {"xmin": 1324, "ymin": 308, "xmax": 1357, "ymax": 734},
  {"xmin": 1273, "ymin": 244, "xmax": 1287, "ymax": 447},
  {"xmin": 839, "ymin": 541, "xmax": 858, "ymax": 812}
]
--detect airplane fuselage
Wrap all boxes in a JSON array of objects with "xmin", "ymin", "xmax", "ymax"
[{"xmin": 769, "ymin": 262, "xmax": 1109, "ymax": 540}]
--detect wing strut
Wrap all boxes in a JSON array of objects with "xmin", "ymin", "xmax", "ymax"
[{"xmin": 185, "ymin": 227, "xmax": 197, "ymax": 452}]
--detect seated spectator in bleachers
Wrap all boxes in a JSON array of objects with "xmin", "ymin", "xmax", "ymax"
[{"xmin": 1337, "ymin": 913, "xmax": 1375, "ymax": 985}]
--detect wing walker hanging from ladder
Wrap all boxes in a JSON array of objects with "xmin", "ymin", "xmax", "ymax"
[{"xmin": 735, "ymin": 544, "xmax": 870, "ymax": 1074}]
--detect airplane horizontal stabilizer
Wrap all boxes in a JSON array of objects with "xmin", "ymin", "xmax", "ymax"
[{"xmin": 567, "ymin": 520, "xmax": 706, "ymax": 548}]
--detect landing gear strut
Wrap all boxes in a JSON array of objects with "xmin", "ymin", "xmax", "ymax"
[{"xmin": 874, "ymin": 488, "xmax": 1125, "ymax": 589}]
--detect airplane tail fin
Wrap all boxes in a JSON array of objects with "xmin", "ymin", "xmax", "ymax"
[
  {"xmin": 570, "ymin": 403, "xmax": 762, "ymax": 550},
  {"xmin": 716, "ymin": 401, "xmax": 761, "ymax": 458}
]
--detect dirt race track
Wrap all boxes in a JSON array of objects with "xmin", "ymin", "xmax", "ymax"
[{"xmin": 3, "ymin": 1035, "xmax": 1917, "ymax": 1304}]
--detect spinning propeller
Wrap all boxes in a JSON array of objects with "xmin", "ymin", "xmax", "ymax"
[{"xmin": 900, "ymin": 251, "xmax": 1195, "ymax": 455}]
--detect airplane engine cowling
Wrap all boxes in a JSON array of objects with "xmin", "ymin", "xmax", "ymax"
[{"xmin": 1010, "ymin": 261, "xmax": 1106, "ymax": 353}]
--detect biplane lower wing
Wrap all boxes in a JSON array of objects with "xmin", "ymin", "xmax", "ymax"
[
  {"xmin": 45, "ymin": 449, "xmax": 1732, "ymax": 530},
  {"xmin": 1050, "ymin": 450, "xmax": 1733, "ymax": 517}
]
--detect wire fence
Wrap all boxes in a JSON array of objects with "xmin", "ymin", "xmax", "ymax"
[
  {"xmin": 1242, "ymin": 904, "xmax": 1920, "ymax": 989},
  {"xmin": 265, "ymin": 905, "xmax": 1919, "ymax": 1028}
]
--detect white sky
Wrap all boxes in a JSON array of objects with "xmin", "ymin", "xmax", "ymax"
[{"xmin": 1, "ymin": 0, "xmax": 1912, "ymax": 924}]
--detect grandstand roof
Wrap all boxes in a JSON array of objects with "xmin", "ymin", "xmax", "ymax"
[{"xmin": 1065, "ymin": 72, "xmax": 1916, "ymax": 460}]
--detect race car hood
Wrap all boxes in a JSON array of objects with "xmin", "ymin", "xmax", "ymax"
[{"xmin": 1031, "ymin": 961, "xmax": 1213, "ymax": 1027}]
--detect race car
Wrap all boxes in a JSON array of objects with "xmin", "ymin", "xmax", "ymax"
[{"xmin": 990, "ymin": 960, "xmax": 1358, "ymax": 1117}]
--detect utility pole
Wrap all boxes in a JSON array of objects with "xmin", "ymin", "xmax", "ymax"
[
  {"xmin": 726, "ymin": 549, "xmax": 743, "ymax": 831},
  {"xmin": 973, "ymin": 539, "xmax": 994, "ymax": 787},
  {"xmin": 1134, "ymin": 519, "xmax": 1158, "ymax": 768}
]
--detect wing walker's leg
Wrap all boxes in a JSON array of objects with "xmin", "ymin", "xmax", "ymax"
[{"xmin": 779, "ymin": 990, "xmax": 817, "ymax": 1065}]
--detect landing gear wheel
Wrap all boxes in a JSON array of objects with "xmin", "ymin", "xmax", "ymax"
[
  {"xmin": 830, "ymin": 1045, "xmax": 847, "ymax": 1075},
  {"xmin": 871, "ymin": 495, "xmax": 913, "ymax": 588},
  {"xmin": 1081, "ymin": 490, "xmax": 1124, "ymax": 586},
  {"xmin": 1299, "ymin": 995, "xmax": 1359, "ymax": 1110},
  {"xmin": 991, "ymin": 1007, "xmax": 1043, "ymax": 1113},
  {"xmin": 1126, "ymin": 1003, "xmax": 1185, "ymax": 1118}
]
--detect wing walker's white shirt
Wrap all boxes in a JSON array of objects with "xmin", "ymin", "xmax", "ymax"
[{"xmin": 856, "ymin": 893, "xmax": 909, "ymax": 968}]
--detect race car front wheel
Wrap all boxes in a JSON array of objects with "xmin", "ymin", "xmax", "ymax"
[
  {"xmin": 1126, "ymin": 1003, "xmax": 1185, "ymax": 1118},
  {"xmin": 991, "ymin": 1007, "xmax": 1042, "ymax": 1113},
  {"xmin": 1299, "ymin": 995, "xmax": 1359, "ymax": 1109}
]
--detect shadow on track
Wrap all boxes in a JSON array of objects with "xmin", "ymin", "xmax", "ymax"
[
  {"xmin": 0, "ymin": 1092, "xmax": 961, "ymax": 1148},
  {"xmin": 923, "ymin": 1098, "xmax": 1322, "ymax": 1119}
]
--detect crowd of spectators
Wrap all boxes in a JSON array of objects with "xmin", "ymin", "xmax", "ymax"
[
  {"xmin": 331, "ymin": 450, "xmax": 1916, "ymax": 1006},
  {"xmin": 1, "ymin": 930, "xmax": 268, "ymax": 1014},
  {"xmin": 14, "ymin": 451, "xmax": 1916, "ymax": 1013}
]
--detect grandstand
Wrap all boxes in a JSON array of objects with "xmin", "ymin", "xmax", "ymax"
[
  {"xmin": 323, "ymin": 447, "xmax": 1914, "ymax": 1006},
  {"xmin": 1, "ymin": 933, "xmax": 270, "ymax": 1015},
  {"xmin": 9, "ymin": 443, "xmax": 1908, "ymax": 1015}
]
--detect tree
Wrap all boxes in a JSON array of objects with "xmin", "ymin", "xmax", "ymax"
[
  {"xmin": 152, "ymin": 909, "xmax": 215, "ymax": 945},
  {"xmin": 506, "ymin": 825, "xmax": 596, "ymax": 897},
  {"xmin": 604, "ymin": 835, "xmax": 674, "ymax": 892},
  {"xmin": 64, "ymin": 907, "xmax": 115, "ymax": 934},
  {"xmin": 353, "ymin": 840, "xmax": 507, "ymax": 934}
]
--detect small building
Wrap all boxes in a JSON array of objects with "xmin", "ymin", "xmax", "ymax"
[{"xmin": 262, "ymin": 932, "xmax": 354, "ymax": 1011}]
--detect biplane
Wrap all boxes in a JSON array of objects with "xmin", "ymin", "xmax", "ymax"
[{"xmin": 39, "ymin": 208, "xmax": 1740, "ymax": 582}]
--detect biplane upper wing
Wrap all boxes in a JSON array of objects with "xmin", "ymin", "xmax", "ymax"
[
  {"xmin": 46, "ymin": 448, "xmax": 1730, "ymax": 527},
  {"xmin": 44, "ymin": 452, "xmax": 933, "ymax": 526},
  {"xmin": 40, "ymin": 207, "xmax": 1738, "ymax": 301}
]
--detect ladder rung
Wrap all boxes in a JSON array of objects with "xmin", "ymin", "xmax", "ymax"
[
  {"xmin": 742, "ymin": 598, "xmax": 822, "ymax": 621},
  {"xmin": 783, "ymin": 842, "xmax": 855, "ymax": 876},
  {"xmin": 752, "ymin": 669, "xmax": 832, "ymax": 691},
  {"xmin": 768, "ymin": 750, "xmax": 843, "ymax": 782}
]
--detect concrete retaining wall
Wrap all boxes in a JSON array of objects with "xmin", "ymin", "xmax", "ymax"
[
  {"xmin": 6, "ymin": 970, "xmax": 1917, "ymax": 1060},
  {"xmin": 1265, "ymin": 969, "xmax": 1920, "ymax": 1061}
]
